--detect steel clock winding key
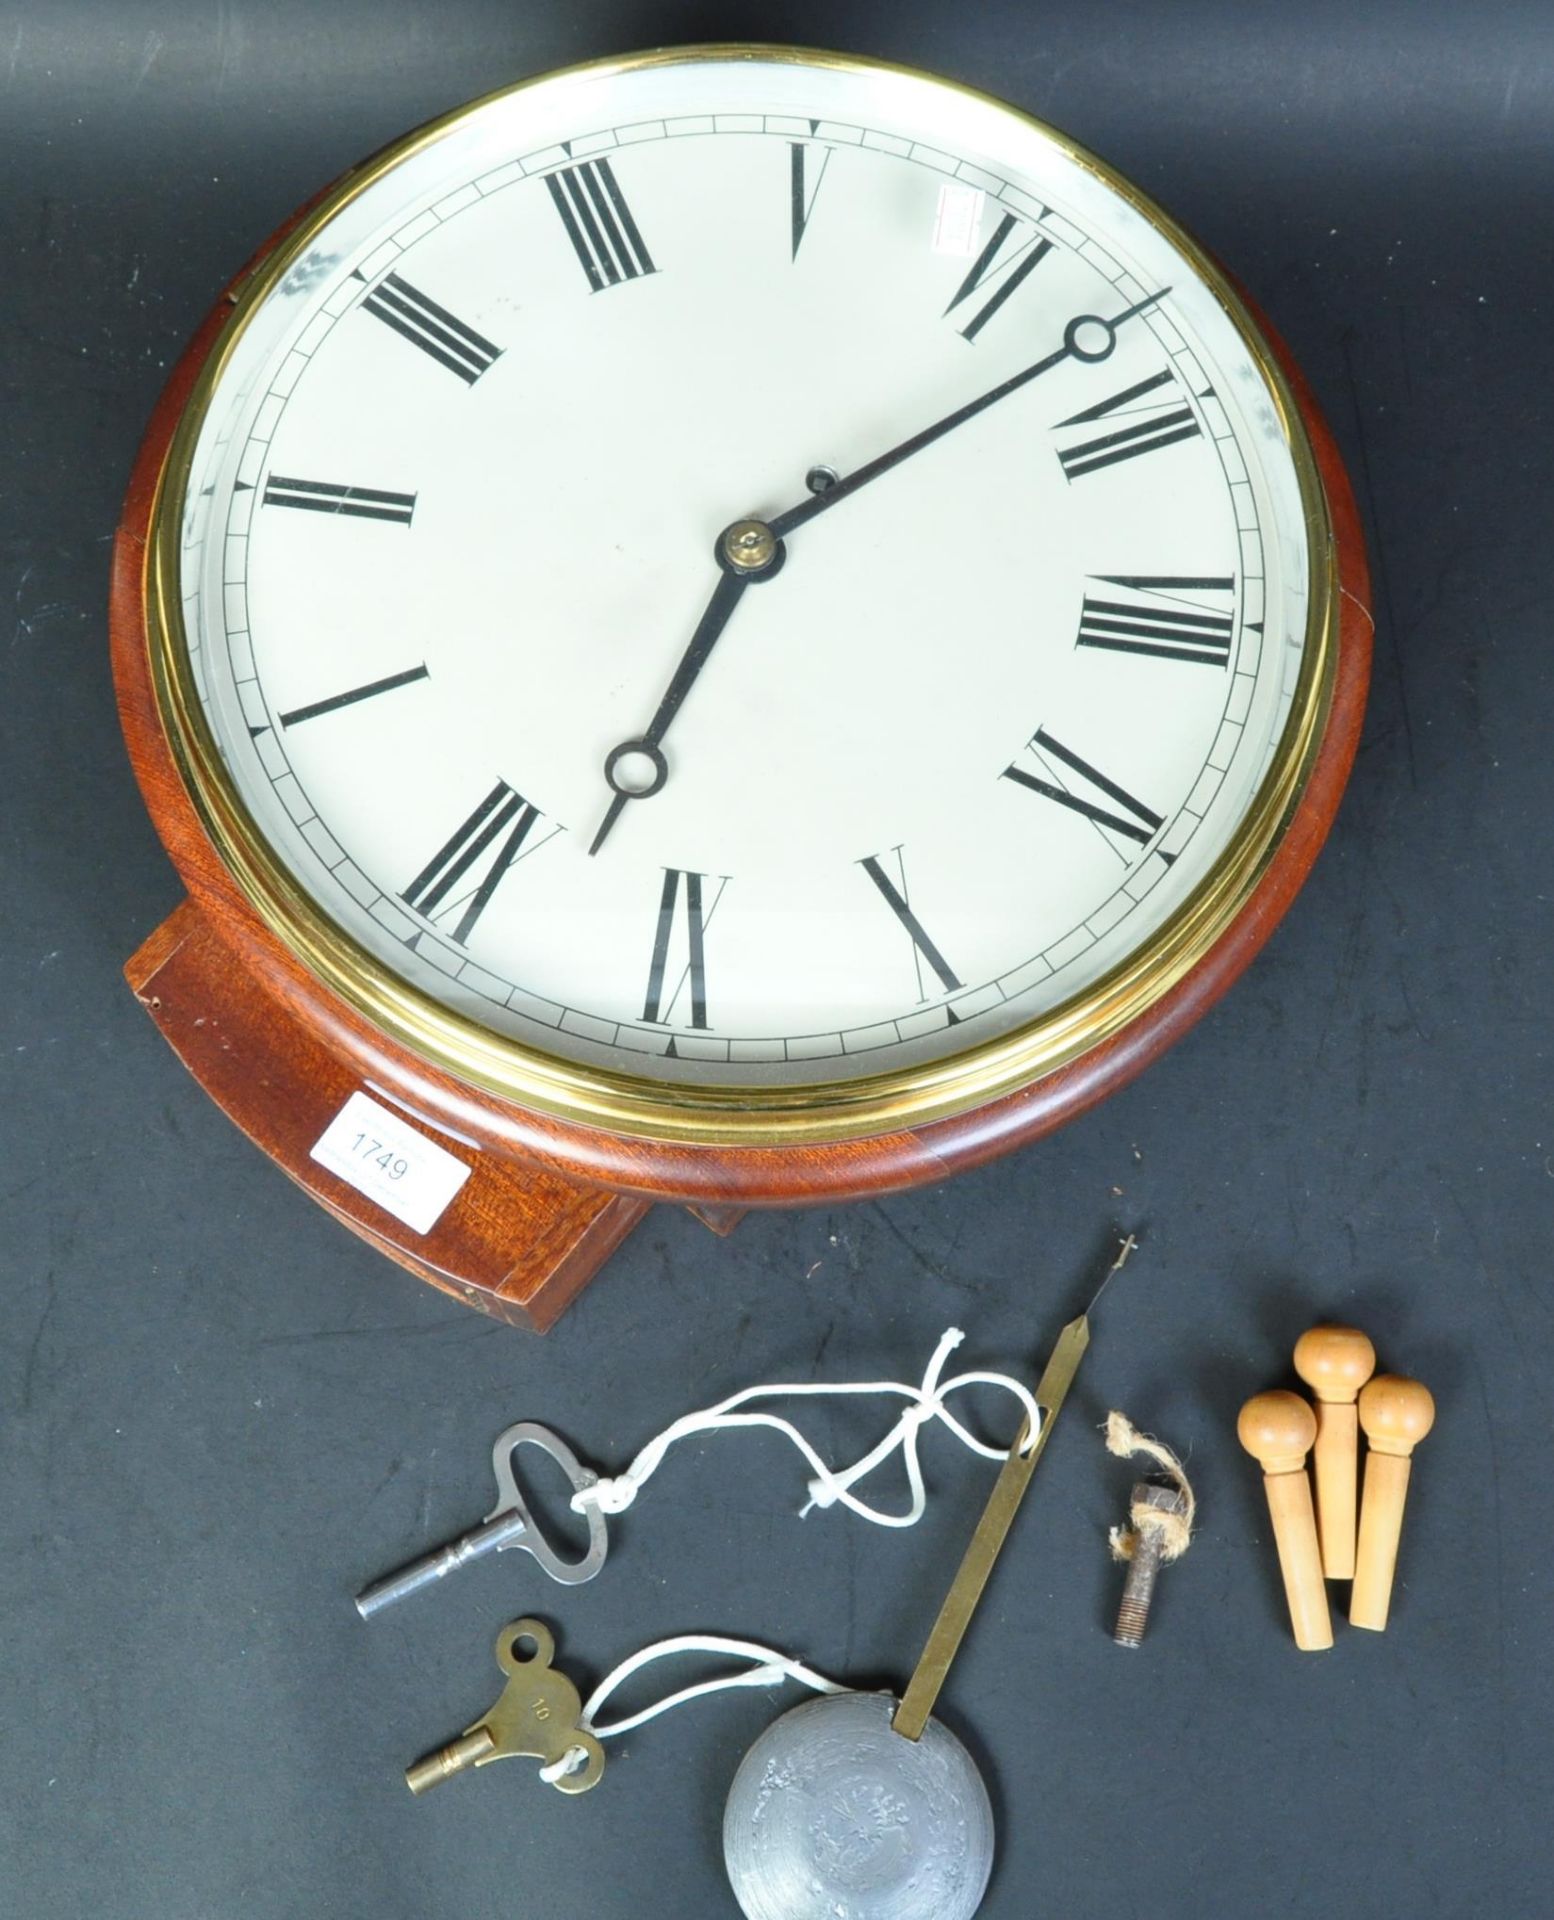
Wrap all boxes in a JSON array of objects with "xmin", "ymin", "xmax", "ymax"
[
  {"xmin": 113, "ymin": 47, "xmax": 1370, "ymax": 1326},
  {"xmin": 354, "ymin": 1422, "xmax": 606, "ymax": 1618}
]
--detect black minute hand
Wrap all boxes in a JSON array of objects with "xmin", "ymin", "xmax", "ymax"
[
  {"xmin": 586, "ymin": 292, "xmax": 1168, "ymax": 856},
  {"xmin": 767, "ymin": 291, "xmax": 1170, "ymax": 540}
]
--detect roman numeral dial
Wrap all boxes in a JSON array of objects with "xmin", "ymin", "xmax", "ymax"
[
  {"xmin": 642, "ymin": 869, "xmax": 726, "ymax": 1029},
  {"xmin": 1003, "ymin": 729, "xmax": 1166, "ymax": 851},
  {"xmin": 546, "ymin": 158, "xmax": 657, "ymax": 291},
  {"xmin": 278, "ymin": 665, "xmax": 428, "ymax": 729},
  {"xmin": 262, "ymin": 476, "xmax": 417, "ymax": 524},
  {"xmin": 860, "ymin": 851, "xmax": 962, "ymax": 997},
  {"xmin": 362, "ymin": 272, "xmax": 502, "ymax": 383},
  {"xmin": 1077, "ymin": 576, "xmax": 1237, "ymax": 667},
  {"xmin": 402, "ymin": 782, "xmax": 556, "ymax": 945},
  {"xmin": 944, "ymin": 213, "xmax": 1052, "ymax": 341},
  {"xmin": 1055, "ymin": 371, "xmax": 1201, "ymax": 478},
  {"xmin": 204, "ymin": 101, "xmax": 1302, "ymax": 1094},
  {"xmin": 789, "ymin": 136, "xmax": 833, "ymax": 258}
]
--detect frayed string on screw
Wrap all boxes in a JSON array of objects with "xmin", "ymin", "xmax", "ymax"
[{"xmin": 1105, "ymin": 1411, "xmax": 1196, "ymax": 1562}]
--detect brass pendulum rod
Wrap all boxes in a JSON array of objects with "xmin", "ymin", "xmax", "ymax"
[{"xmin": 891, "ymin": 1236, "xmax": 1134, "ymax": 1741}]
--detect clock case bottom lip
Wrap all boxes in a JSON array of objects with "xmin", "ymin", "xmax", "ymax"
[{"xmin": 110, "ymin": 78, "xmax": 1373, "ymax": 1263}]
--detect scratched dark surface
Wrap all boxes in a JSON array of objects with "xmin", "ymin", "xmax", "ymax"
[{"xmin": 2, "ymin": 3, "xmax": 1550, "ymax": 1916}]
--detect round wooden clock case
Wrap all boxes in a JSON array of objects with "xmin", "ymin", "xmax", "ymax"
[{"xmin": 111, "ymin": 50, "xmax": 1372, "ymax": 1329}]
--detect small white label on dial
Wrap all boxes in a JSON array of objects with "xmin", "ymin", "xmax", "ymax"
[
  {"xmin": 310, "ymin": 1090, "xmax": 472, "ymax": 1235},
  {"xmin": 932, "ymin": 182, "xmax": 983, "ymax": 256}
]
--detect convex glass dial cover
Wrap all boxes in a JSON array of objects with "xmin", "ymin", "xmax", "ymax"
[{"xmin": 153, "ymin": 46, "xmax": 1339, "ymax": 1142}]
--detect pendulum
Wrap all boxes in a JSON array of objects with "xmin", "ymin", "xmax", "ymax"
[
  {"xmin": 415, "ymin": 1264, "xmax": 1131, "ymax": 1906},
  {"xmin": 723, "ymin": 1690, "xmax": 991, "ymax": 1920},
  {"xmin": 722, "ymin": 1304, "xmax": 1096, "ymax": 1920}
]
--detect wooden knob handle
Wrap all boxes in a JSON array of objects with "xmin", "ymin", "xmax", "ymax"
[
  {"xmin": 1292, "ymin": 1325, "xmax": 1376, "ymax": 1403},
  {"xmin": 1351, "ymin": 1375, "xmax": 1435, "ymax": 1631},
  {"xmin": 1357, "ymin": 1374, "xmax": 1436, "ymax": 1456},
  {"xmin": 1237, "ymin": 1390, "xmax": 1317, "ymax": 1474},
  {"xmin": 1292, "ymin": 1328, "xmax": 1376, "ymax": 1579},
  {"xmin": 1238, "ymin": 1392, "xmax": 1331, "ymax": 1651}
]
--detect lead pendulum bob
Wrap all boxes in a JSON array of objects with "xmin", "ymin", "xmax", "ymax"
[{"xmin": 722, "ymin": 1691, "xmax": 994, "ymax": 1920}]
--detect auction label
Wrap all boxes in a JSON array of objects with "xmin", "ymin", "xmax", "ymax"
[{"xmin": 310, "ymin": 1090, "xmax": 472, "ymax": 1234}]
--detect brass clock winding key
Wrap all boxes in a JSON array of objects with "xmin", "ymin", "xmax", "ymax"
[{"xmin": 406, "ymin": 1618, "xmax": 603, "ymax": 1796}]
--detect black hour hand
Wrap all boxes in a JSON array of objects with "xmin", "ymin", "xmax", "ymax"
[{"xmin": 588, "ymin": 521, "xmax": 783, "ymax": 855}]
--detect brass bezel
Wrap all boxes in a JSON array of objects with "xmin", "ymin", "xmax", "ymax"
[{"xmin": 142, "ymin": 43, "xmax": 1339, "ymax": 1148}]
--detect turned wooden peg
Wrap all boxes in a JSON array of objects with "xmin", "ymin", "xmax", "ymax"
[
  {"xmin": 1351, "ymin": 1375, "xmax": 1435, "ymax": 1632},
  {"xmin": 1292, "ymin": 1325, "xmax": 1376, "ymax": 1580},
  {"xmin": 1237, "ymin": 1391, "xmax": 1332, "ymax": 1651}
]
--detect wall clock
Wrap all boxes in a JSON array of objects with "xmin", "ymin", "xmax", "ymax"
[{"xmin": 112, "ymin": 45, "xmax": 1371, "ymax": 1330}]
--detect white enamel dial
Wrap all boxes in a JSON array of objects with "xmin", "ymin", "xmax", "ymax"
[{"xmin": 177, "ymin": 50, "xmax": 1315, "ymax": 1093}]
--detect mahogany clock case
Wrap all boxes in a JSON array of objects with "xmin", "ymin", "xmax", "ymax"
[
  {"xmin": 109, "ymin": 48, "xmax": 1369, "ymax": 1331},
  {"xmin": 5, "ymin": 5, "xmax": 1551, "ymax": 1920}
]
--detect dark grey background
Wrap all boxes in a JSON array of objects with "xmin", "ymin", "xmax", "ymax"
[{"xmin": 3, "ymin": 3, "xmax": 1549, "ymax": 1915}]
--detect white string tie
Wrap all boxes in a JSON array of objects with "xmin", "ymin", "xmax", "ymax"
[
  {"xmin": 569, "ymin": 1326, "xmax": 1042, "ymax": 1532},
  {"xmin": 538, "ymin": 1634, "xmax": 845, "ymax": 1786}
]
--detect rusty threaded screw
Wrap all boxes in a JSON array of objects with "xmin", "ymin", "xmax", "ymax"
[{"xmin": 1114, "ymin": 1482, "xmax": 1189, "ymax": 1647}]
